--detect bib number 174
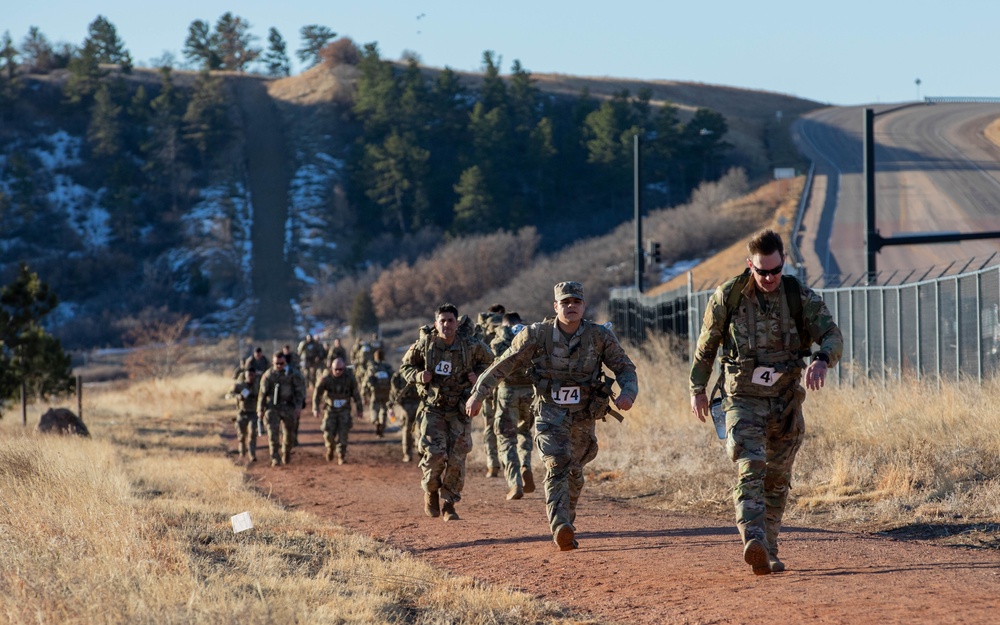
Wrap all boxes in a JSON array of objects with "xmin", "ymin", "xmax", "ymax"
[{"xmin": 551, "ymin": 386, "xmax": 581, "ymax": 405}]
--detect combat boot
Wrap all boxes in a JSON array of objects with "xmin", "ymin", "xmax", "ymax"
[
  {"xmin": 441, "ymin": 501, "xmax": 460, "ymax": 522},
  {"xmin": 522, "ymin": 467, "xmax": 535, "ymax": 493},
  {"xmin": 337, "ymin": 451, "xmax": 345, "ymax": 465},
  {"xmin": 325, "ymin": 447, "xmax": 334, "ymax": 462},
  {"xmin": 271, "ymin": 458, "xmax": 280, "ymax": 467},
  {"xmin": 768, "ymin": 552, "xmax": 785, "ymax": 573},
  {"xmin": 402, "ymin": 453, "xmax": 412, "ymax": 463},
  {"xmin": 743, "ymin": 538, "xmax": 771, "ymax": 575},
  {"xmin": 506, "ymin": 485, "xmax": 523, "ymax": 501},
  {"xmin": 424, "ymin": 491, "xmax": 440, "ymax": 518},
  {"xmin": 485, "ymin": 466, "xmax": 499, "ymax": 478},
  {"xmin": 553, "ymin": 524, "xmax": 577, "ymax": 551},
  {"xmin": 375, "ymin": 423, "xmax": 384, "ymax": 438},
  {"xmin": 282, "ymin": 449, "xmax": 291, "ymax": 465},
  {"xmin": 238, "ymin": 442, "xmax": 246, "ymax": 458}
]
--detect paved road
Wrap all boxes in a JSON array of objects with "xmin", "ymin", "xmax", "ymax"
[{"xmin": 793, "ymin": 103, "xmax": 1000, "ymax": 286}]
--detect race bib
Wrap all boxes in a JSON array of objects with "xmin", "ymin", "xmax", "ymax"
[
  {"xmin": 551, "ymin": 386, "xmax": 582, "ymax": 405},
  {"xmin": 434, "ymin": 361, "xmax": 453, "ymax": 376},
  {"xmin": 333, "ymin": 399, "xmax": 347, "ymax": 408},
  {"xmin": 751, "ymin": 366, "xmax": 782, "ymax": 387},
  {"xmin": 376, "ymin": 371, "xmax": 389, "ymax": 379},
  {"xmin": 240, "ymin": 388, "xmax": 250, "ymax": 398}
]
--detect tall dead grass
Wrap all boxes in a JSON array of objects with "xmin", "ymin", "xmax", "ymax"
[
  {"xmin": 590, "ymin": 334, "xmax": 1000, "ymax": 535},
  {"xmin": 0, "ymin": 371, "xmax": 569, "ymax": 624}
]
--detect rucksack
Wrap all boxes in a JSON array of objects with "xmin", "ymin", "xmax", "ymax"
[{"xmin": 722, "ymin": 268, "xmax": 810, "ymax": 355}]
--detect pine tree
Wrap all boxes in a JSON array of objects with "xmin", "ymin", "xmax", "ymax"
[
  {"xmin": 85, "ymin": 15, "xmax": 132, "ymax": 70},
  {"xmin": 63, "ymin": 39, "xmax": 106, "ymax": 105},
  {"xmin": 349, "ymin": 289, "xmax": 378, "ymax": 335},
  {"xmin": 0, "ymin": 31, "xmax": 21, "ymax": 119},
  {"xmin": 452, "ymin": 165, "xmax": 496, "ymax": 234},
  {"xmin": 0, "ymin": 263, "xmax": 74, "ymax": 418},
  {"xmin": 352, "ymin": 43, "xmax": 399, "ymax": 136},
  {"xmin": 297, "ymin": 25, "xmax": 337, "ymax": 67},
  {"xmin": 143, "ymin": 66, "xmax": 187, "ymax": 215},
  {"xmin": 263, "ymin": 27, "xmax": 290, "ymax": 77},
  {"xmin": 183, "ymin": 19, "xmax": 221, "ymax": 70},
  {"xmin": 20, "ymin": 26, "xmax": 55, "ymax": 73},
  {"xmin": 183, "ymin": 70, "xmax": 231, "ymax": 162},
  {"xmin": 87, "ymin": 83, "xmax": 123, "ymax": 159},
  {"xmin": 0, "ymin": 31, "xmax": 18, "ymax": 80},
  {"xmin": 364, "ymin": 130, "xmax": 430, "ymax": 233},
  {"xmin": 214, "ymin": 12, "xmax": 260, "ymax": 72}
]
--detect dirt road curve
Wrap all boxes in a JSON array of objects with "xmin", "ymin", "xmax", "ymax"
[{"xmin": 244, "ymin": 416, "xmax": 1000, "ymax": 624}]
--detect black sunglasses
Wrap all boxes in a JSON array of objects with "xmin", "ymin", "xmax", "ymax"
[{"xmin": 749, "ymin": 261, "xmax": 783, "ymax": 276}]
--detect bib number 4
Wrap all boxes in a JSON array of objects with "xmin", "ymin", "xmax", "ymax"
[
  {"xmin": 551, "ymin": 386, "xmax": 581, "ymax": 405},
  {"xmin": 751, "ymin": 366, "xmax": 782, "ymax": 387}
]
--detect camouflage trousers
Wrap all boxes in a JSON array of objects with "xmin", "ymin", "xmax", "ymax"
[
  {"xmin": 321, "ymin": 409, "xmax": 352, "ymax": 458},
  {"xmin": 482, "ymin": 395, "xmax": 500, "ymax": 470},
  {"xmin": 535, "ymin": 402, "xmax": 599, "ymax": 534},
  {"xmin": 235, "ymin": 411, "xmax": 258, "ymax": 458},
  {"xmin": 418, "ymin": 404, "xmax": 473, "ymax": 504},
  {"xmin": 265, "ymin": 406, "xmax": 297, "ymax": 463},
  {"xmin": 724, "ymin": 391, "xmax": 806, "ymax": 556},
  {"xmin": 396, "ymin": 400, "xmax": 421, "ymax": 459},
  {"xmin": 494, "ymin": 385, "xmax": 535, "ymax": 491},
  {"xmin": 370, "ymin": 397, "xmax": 390, "ymax": 427}
]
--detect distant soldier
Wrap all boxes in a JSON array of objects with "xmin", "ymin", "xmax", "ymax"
[
  {"xmin": 313, "ymin": 357, "xmax": 363, "ymax": 464},
  {"xmin": 468, "ymin": 282, "xmax": 637, "ymax": 551},
  {"xmin": 363, "ymin": 348, "xmax": 395, "ymax": 438},
  {"xmin": 298, "ymin": 334, "xmax": 327, "ymax": 384},
  {"xmin": 401, "ymin": 304, "xmax": 493, "ymax": 522},
  {"xmin": 389, "ymin": 369, "xmax": 421, "ymax": 462},
  {"xmin": 226, "ymin": 368, "xmax": 260, "ymax": 462},
  {"xmin": 326, "ymin": 337, "xmax": 349, "ymax": 367},
  {"xmin": 352, "ymin": 336, "xmax": 375, "ymax": 419},
  {"xmin": 489, "ymin": 312, "xmax": 536, "ymax": 500},
  {"xmin": 475, "ymin": 303, "xmax": 506, "ymax": 478},
  {"xmin": 257, "ymin": 351, "xmax": 306, "ymax": 466},
  {"xmin": 281, "ymin": 344, "xmax": 299, "ymax": 371},
  {"xmin": 244, "ymin": 347, "xmax": 269, "ymax": 375},
  {"xmin": 690, "ymin": 228, "xmax": 843, "ymax": 575}
]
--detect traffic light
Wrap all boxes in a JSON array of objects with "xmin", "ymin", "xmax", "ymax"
[{"xmin": 646, "ymin": 240, "xmax": 661, "ymax": 266}]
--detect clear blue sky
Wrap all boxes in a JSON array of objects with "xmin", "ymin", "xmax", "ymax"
[{"xmin": 7, "ymin": 1, "xmax": 999, "ymax": 106}]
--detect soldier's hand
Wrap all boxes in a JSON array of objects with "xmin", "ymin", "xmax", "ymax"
[
  {"xmin": 466, "ymin": 396, "xmax": 483, "ymax": 417},
  {"xmin": 806, "ymin": 360, "xmax": 828, "ymax": 391},
  {"xmin": 614, "ymin": 395, "xmax": 634, "ymax": 411},
  {"xmin": 690, "ymin": 393, "xmax": 709, "ymax": 422},
  {"xmin": 420, "ymin": 370, "xmax": 433, "ymax": 384}
]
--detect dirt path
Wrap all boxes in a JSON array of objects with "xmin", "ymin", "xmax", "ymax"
[
  {"xmin": 235, "ymin": 76, "xmax": 294, "ymax": 339},
  {"xmin": 242, "ymin": 413, "xmax": 1000, "ymax": 624}
]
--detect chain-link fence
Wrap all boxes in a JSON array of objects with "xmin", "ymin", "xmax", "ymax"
[{"xmin": 608, "ymin": 263, "xmax": 1000, "ymax": 384}]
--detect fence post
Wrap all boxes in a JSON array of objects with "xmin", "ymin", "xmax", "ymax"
[
  {"xmin": 955, "ymin": 276, "xmax": 961, "ymax": 382},
  {"xmin": 976, "ymin": 272, "xmax": 983, "ymax": 382},
  {"xmin": 21, "ymin": 381, "xmax": 27, "ymax": 426},
  {"xmin": 935, "ymin": 280, "xmax": 941, "ymax": 389},
  {"xmin": 77, "ymin": 375, "xmax": 83, "ymax": 422}
]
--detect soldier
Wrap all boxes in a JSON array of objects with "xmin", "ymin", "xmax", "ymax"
[
  {"xmin": 226, "ymin": 368, "xmax": 260, "ymax": 462},
  {"xmin": 298, "ymin": 334, "xmax": 327, "ymax": 385},
  {"xmin": 489, "ymin": 311, "xmax": 536, "ymax": 500},
  {"xmin": 256, "ymin": 351, "xmax": 306, "ymax": 467},
  {"xmin": 313, "ymin": 357, "xmax": 363, "ymax": 464},
  {"xmin": 401, "ymin": 304, "xmax": 493, "ymax": 522},
  {"xmin": 468, "ymin": 281, "xmax": 637, "ymax": 551},
  {"xmin": 363, "ymin": 348, "xmax": 395, "ymax": 438},
  {"xmin": 475, "ymin": 304, "xmax": 505, "ymax": 478},
  {"xmin": 281, "ymin": 344, "xmax": 299, "ymax": 371},
  {"xmin": 689, "ymin": 228, "xmax": 843, "ymax": 575},
  {"xmin": 352, "ymin": 336, "xmax": 375, "ymax": 420},
  {"xmin": 388, "ymin": 369, "xmax": 421, "ymax": 462},
  {"xmin": 244, "ymin": 347, "xmax": 269, "ymax": 375},
  {"xmin": 326, "ymin": 337, "xmax": 349, "ymax": 367}
]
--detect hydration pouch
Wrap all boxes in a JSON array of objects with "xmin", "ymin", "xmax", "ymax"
[{"xmin": 709, "ymin": 397, "xmax": 726, "ymax": 440}]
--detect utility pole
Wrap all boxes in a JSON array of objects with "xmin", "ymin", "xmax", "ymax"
[{"xmin": 634, "ymin": 134, "xmax": 643, "ymax": 293}]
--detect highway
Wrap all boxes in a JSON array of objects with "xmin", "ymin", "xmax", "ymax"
[{"xmin": 792, "ymin": 102, "xmax": 1000, "ymax": 286}]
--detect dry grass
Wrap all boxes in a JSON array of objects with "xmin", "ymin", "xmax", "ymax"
[
  {"xmin": 0, "ymin": 369, "xmax": 571, "ymax": 624},
  {"xmin": 587, "ymin": 334, "xmax": 1000, "ymax": 543}
]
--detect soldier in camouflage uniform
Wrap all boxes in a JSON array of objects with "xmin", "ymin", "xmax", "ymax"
[
  {"xmin": 326, "ymin": 337, "xmax": 349, "ymax": 367},
  {"xmin": 468, "ymin": 282, "xmax": 637, "ymax": 551},
  {"xmin": 690, "ymin": 229, "xmax": 843, "ymax": 575},
  {"xmin": 389, "ymin": 369, "xmax": 421, "ymax": 462},
  {"xmin": 489, "ymin": 311, "xmax": 537, "ymax": 500},
  {"xmin": 226, "ymin": 368, "xmax": 260, "ymax": 462},
  {"xmin": 401, "ymin": 304, "xmax": 493, "ymax": 522},
  {"xmin": 475, "ymin": 305, "xmax": 505, "ymax": 478},
  {"xmin": 352, "ymin": 337, "xmax": 375, "ymax": 421},
  {"xmin": 256, "ymin": 351, "xmax": 307, "ymax": 466},
  {"xmin": 313, "ymin": 357, "xmax": 363, "ymax": 464},
  {"xmin": 298, "ymin": 334, "xmax": 327, "ymax": 386},
  {"xmin": 243, "ymin": 347, "xmax": 269, "ymax": 375},
  {"xmin": 363, "ymin": 348, "xmax": 395, "ymax": 438}
]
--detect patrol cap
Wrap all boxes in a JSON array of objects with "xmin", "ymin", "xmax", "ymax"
[{"xmin": 553, "ymin": 281, "xmax": 585, "ymax": 301}]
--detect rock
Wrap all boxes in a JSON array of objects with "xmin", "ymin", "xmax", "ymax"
[{"xmin": 36, "ymin": 408, "xmax": 90, "ymax": 437}]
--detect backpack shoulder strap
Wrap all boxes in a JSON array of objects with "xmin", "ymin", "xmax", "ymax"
[{"xmin": 781, "ymin": 274, "xmax": 808, "ymax": 350}]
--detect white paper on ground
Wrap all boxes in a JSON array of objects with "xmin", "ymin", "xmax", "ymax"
[{"xmin": 231, "ymin": 511, "xmax": 254, "ymax": 533}]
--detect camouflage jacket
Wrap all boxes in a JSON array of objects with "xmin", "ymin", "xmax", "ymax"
[
  {"xmin": 388, "ymin": 370, "xmax": 420, "ymax": 406},
  {"xmin": 256, "ymin": 367, "xmax": 306, "ymax": 413},
  {"xmin": 313, "ymin": 369, "xmax": 362, "ymax": 413},
  {"xmin": 243, "ymin": 354, "xmax": 269, "ymax": 374},
  {"xmin": 400, "ymin": 326, "xmax": 493, "ymax": 409},
  {"xmin": 326, "ymin": 345, "xmax": 348, "ymax": 367},
  {"xmin": 490, "ymin": 326, "xmax": 533, "ymax": 388},
  {"xmin": 689, "ymin": 273, "xmax": 844, "ymax": 398},
  {"xmin": 363, "ymin": 361, "xmax": 394, "ymax": 402},
  {"xmin": 472, "ymin": 318, "xmax": 638, "ymax": 414},
  {"xmin": 228, "ymin": 378, "xmax": 260, "ymax": 414}
]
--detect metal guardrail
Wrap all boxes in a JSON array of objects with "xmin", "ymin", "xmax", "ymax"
[
  {"xmin": 608, "ymin": 262, "xmax": 1000, "ymax": 384},
  {"xmin": 924, "ymin": 97, "xmax": 1000, "ymax": 104}
]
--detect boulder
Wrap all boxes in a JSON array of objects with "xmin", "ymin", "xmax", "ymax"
[{"xmin": 36, "ymin": 408, "xmax": 90, "ymax": 437}]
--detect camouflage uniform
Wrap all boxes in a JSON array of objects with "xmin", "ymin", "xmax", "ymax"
[
  {"xmin": 490, "ymin": 324, "xmax": 536, "ymax": 494},
  {"xmin": 313, "ymin": 368, "xmax": 363, "ymax": 462},
  {"xmin": 472, "ymin": 313, "xmax": 638, "ymax": 537},
  {"xmin": 400, "ymin": 323, "xmax": 493, "ymax": 508},
  {"xmin": 475, "ymin": 312, "xmax": 504, "ymax": 475},
  {"xmin": 257, "ymin": 365, "xmax": 306, "ymax": 465},
  {"xmin": 389, "ymin": 370, "xmax": 421, "ymax": 462},
  {"xmin": 298, "ymin": 336, "xmax": 327, "ymax": 385},
  {"xmin": 690, "ymin": 272, "xmax": 843, "ymax": 562},
  {"xmin": 244, "ymin": 352, "xmax": 269, "ymax": 375},
  {"xmin": 352, "ymin": 339, "xmax": 375, "ymax": 419},
  {"xmin": 326, "ymin": 342, "xmax": 349, "ymax": 367},
  {"xmin": 364, "ymin": 359, "xmax": 395, "ymax": 437},
  {"xmin": 227, "ymin": 373, "xmax": 260, "ymax": 460}
]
